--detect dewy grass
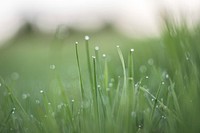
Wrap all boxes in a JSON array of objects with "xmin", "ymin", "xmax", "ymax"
[{"xmin": 1, "ymin": 21, "xmax": 200, "ymax": 133}]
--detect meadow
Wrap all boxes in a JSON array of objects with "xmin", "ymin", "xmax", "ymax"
[{"xmin": 0, "ymin": 22, "xmax": 200, "ymax": 133}]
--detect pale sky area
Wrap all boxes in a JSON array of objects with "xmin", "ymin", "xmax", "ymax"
[{"xmin": 0, "ymin": 0, "xmax": 200, "ymax": 43}]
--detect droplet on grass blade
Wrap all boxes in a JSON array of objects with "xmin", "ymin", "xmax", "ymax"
[
  {"xmin": 36, "ymin": 100, "xmax": 40, "ymax": 104},
  {"xmin": 11, "ymin": 72, "xmax": 19, "ymax": 80},
  {"xmin": 139, "ymin": 65, "xmax": 147, "ymax": 73},
  {"xmin": 95, "ymin": 46, "xmax": 99, "ymax": 51},
  {"xmin": 50, "ymin": 64, "xmax": 56, "ymax": 70},
  {"xmin": 85, "ymin": 35, "xmax": 90, "ymax": 40},
  {"xmin": 75, "ymin": 42, "xmax": 78, "ymax": 45},
  {"xmin": 102, "ymin": 54, "xmax": 106, "ymax": 58},
  {"xmin": 145, "ymin": 76, "xmax": 149, "ymax": 79},
  {"xmin": 148, "ymin": 58, "xmax": 154, "ymax": 66},
  {"xmin": 131, "ymin": 48, "xmax": 134, "ymax": 52},
  {"xmin": 0, "ymin": 83, "xmax": 1, "ymax": 87},
  {"xmin": 40, "ymin": 90, "xmax": 44, "ymax": 94}
]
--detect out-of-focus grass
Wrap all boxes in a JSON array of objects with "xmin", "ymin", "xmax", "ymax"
[{"xmin": 0, "ymin": 22, "xmax": 200, "ymax": 133}]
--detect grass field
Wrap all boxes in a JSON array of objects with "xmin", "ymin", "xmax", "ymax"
[{"xmin": 0, "ymin": 22, "xmax": 200, "ymax": 133}]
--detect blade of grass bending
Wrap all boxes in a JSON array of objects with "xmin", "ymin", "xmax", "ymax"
[
  {"xmin": 150, "ymin": 83, "xmax": 162, "ymax": 120},
  {"xmin": 0, "ymin": 108, "xmax": 15, "ymax": 133},
  {"xmin": 4, "ymin": 84, "xmax": 27, "ymax": 116},
  {"xmin": 169, "ymin": 80, "xmax": 181, "ymax": 116},
  {"xmin": 75, "ymin": 42, "xmax": 85, "ymax": 100},
  {"xmin": 85, "ymin": 36, "xmax": 93, "ymax": 88},
  {"xmin": 117, "ymin": 45, "xmax": 127, "ymax": 93},
  {"xmin": 139, "ymin": 86, "xmax": 181, "ymax": 123}
]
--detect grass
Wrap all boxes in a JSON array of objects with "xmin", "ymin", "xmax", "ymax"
[{"xmin": 0, "ymin": 22, "xmax": 200, "ymax": 133}]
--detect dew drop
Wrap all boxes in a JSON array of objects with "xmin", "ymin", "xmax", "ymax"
[
  {"xmin": 116, "ymin": 45, "xmax": 119, "ymax": 48},
  {"xmin": 12, "ymin": 108, "xmax": 16, "ymax": 114},
  {"xmin": 151, "ymin": 98, "xmax": 154, "ymax": 102},
  {"xmin": 145, "ymin": 76, "xmax": 149, "ymax": 79},
  {"xmin": 108, "ymin": 83, "xmax": 113, "ymax": 88},
  {"xmin": 131, "ymin": 111, "xmax": 136, "ymax": 117},
  {"xmin": 165, "ymin": 74, "xmax": 169, "ymax": 79},
  {"xmin": 75, "ymin": 42, "xmax": 78, "ymax": 45},
  {"xmin": 95, "ymin": 46, "xmax": 99, "ymax": 51},
  {"xmin": 36, "ymin": 100, "xmax": 40, "ymax": 104},
  {"xmin": 11, "ymin": 72, "xmax": 19, "ymax": 80},
  {"xmin": 106, "ymin": 88, "xmax": 110, "ymax": 91},
  {"xmin": 30, "ymin": 114, "xmax": 34, "ymax": 118},
  {"xmin": 161, "ymin": 81, "xmax": 165, "ymax": 85},
  {"xmin": 48, "ymin": 102, "xmax": 51, "ymax": 105},
  {"xmin": 131, "ymin": 48, "xmax": 134, "ymax": 52},
  {"xmin": 111, "ymin": 78, "xmax": 115, "ymax": 82},
  {"xmin": 0, "ymin": 83, "xmax": 1, "ymax": 87},
  {"xmin": 85, "ymin": 35, "xmax": 90, "ymax": 40},
  {"xmin": 162, "ymin": 115, "xmax": 166, "ymax": 119},
  {"xmin": 50, "ymin": 64, "xmax": 56, "ymax": 70},
  {"xmin": 139, "ymin": 65, "xmax": 147, "ymax": 73},
  {"xmin": 102, "ymin": 54, "xmax": 106, "ymax": 57},
  {"xmin": 71, "ymin": 99, "xmax": 75, "ymax": 102},
  {"xmin": 148, "ymin": 58, "xmax": 154, "ymax": 66},
  {"xmin": 22, "ymin": 93, "xmax": 30, "ymax": 100},
  {"xmin": 40, "ymin": 90, "xmax": 44, "ymax": 94},
  {"xmin": 92, "ymin": 56, "xmax": 96, "ymax": 59}
]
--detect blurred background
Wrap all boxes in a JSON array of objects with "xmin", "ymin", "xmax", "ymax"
[
  {"xmin": 0, "ymin": 0, "xmax": 200, "ymax": 44},
  {"xmin": 0, "ymin": 0, "xmax": 200, "ymax": 88}
]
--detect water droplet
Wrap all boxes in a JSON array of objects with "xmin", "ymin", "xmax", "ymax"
[
  {"xmin": 162, "ymin": 115, "xmax": 166, "ymax": 119},
  {"xmin": 75, "ymin": 42, "xmax": 78, "ymax": 45},
  {"xmin": 102, "ymin": 54, "xmax": 106, "ymax": 57},
  {"xmin": 40, "ymin": 90, "xmax": 44, "ymax": 94},
  {"xmin": 12, "ymin": 108, "xmax": 16, "ymax": 114},
  {"xmin": 131, "ymin": 48, "xmax": 134, "ymax": 52},
  {"xmin": 110, "ymin": 78, "xmax": 115, "ymax": 82},
  {"xmin": 22, "ymin": 93, "xmax": 30, "ymax": 100},
  {"xmin": 92, "ymin": 56, "xmax": 96, "ymax": 59},
  {"xmin": 11, "ymin": 72, "xmax": 19, "ymax": 80},
  {"xmin": 48, "ymin": 102, "xmax": 51, "ymax": 105},
  {"xmin": 106, "ymin": 88, "xmax": 110, "ymax": 91},
  {"xmin": 30, "ymin": 114, "xmax": 34, "ymax": 118},
  {"xmin": 131, "ymin": 111, "xmax": 136, "ymax": 117},
  {"xmin": 71, "ymin": 99, "xmax": 75, "ymax": 102},
  {"xmin": 108, "ymin": 83, "xmax": 113, "ymax": 88},
  {"xmin": 85, "ymin": 35, "xmax": 90, "ymax": 40},
  {"xmin": 95, "ymin": 46, "xmax": 99, "ymax": 51},
  {"xmin": 116, "ymin": 45, "xmax": 119, "ymax": 48},
  {"xmin": 50, "ymin": 64, "xmax": 56, "ymax": 70},
  {"xmin": 36, "ymin": 100, "xmax": 40, "ymax": 104},
  {"xmin": 52, "ymin": 112, "xmax": 55, "ymax": 117},
  {"xmin": 139, "ymin": 65, "xmax": 147, "ymax": 73},
  {"xmin": 148, "ymin": 58, "xmax": 154, "ymax": 66},
  {"xmin": 0, "ymin": 83, "xmax": 1, "ymax": 87},
  {"xmin": 151, "ymin": 98, "xmax": 154, "ymax": 101},
  {"xmin": 145, "ymin": 76, "xmax": 149, "ymax": 79},
  {"xmin": 165, "ymin": 74, "xmax": 169, "ymax": 79},
  {"xmin": 156, "ymin": 105, "xmax": 159, "ymax": 108},
  {"xmin": 138, "ymin": 125, "xmax": 142, "ymax": 128},
  {"xmin": 161, "ymin": 81, "xmax": 165, "ymax": 85}
]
